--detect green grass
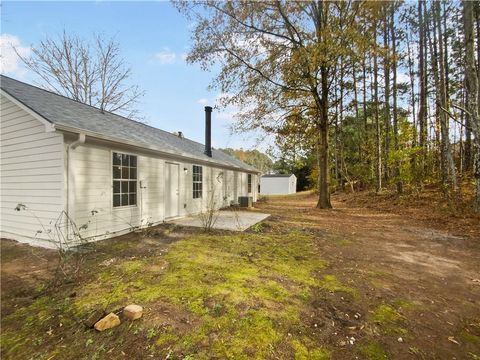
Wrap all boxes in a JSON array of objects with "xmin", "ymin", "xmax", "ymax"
[
  {"xmin": 372, "ymin": 305, "xmax": 403, "ymax": 323},
  {"xmin": 371, "ymin": 304, "xmax": 408, "ymax": 336},
  {"xmin": 358, "ymin": 340, "xmax": 388, "ymax": 360},
  {"xmin": 331, "ymin": 237, "xmax": 352, "ymax": 247},
  {"xmin": 318, "ymin": 275, "xmax": 358, "ymax": 297},
  {"xmin": 292, "ymin": 339, "xmax": 331, "ymax": 360},
  {"xmin": 1, "ymin": 230, "xmax": 340, "ymax": 359}
]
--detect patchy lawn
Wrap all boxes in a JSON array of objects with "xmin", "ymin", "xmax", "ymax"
[{"xmin": 1, "ymin": 192, "xmax": 479, "ymax": 359}]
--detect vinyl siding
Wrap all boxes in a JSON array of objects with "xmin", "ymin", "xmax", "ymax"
[
  {"xmin": 0, "ymin": 94, "xmax": 65, "ymax": 247},
  {"xmin": 259, "ymin": 176, "xmax": 296, "ymax": 195},
  {"xmin": 67, "ymin": 140, "xmax": 257, "ymax": 241}
]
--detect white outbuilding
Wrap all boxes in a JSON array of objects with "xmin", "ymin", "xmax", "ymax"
[
  {"xmin": 0, "ymin": 75, "xmax": 260, "ymax": 248},
  {"xmin": 259, "ymin": 174, "xmax": 297, "ymax": 195}
]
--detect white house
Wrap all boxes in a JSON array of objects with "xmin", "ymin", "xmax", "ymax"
[
  {"xmin": 0, "ymin": 75, "xmax": 259, "ymax": 248},
  {"xmin": 260, "ymin": 174, "xmax": 297, "ymax": 195}
]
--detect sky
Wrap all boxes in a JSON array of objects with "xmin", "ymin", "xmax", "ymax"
[{"xmin": 0, "ymin": 1, "xmax": 268, "ymax": 150}]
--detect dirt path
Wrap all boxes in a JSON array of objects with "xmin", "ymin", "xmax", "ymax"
[{"xmin": 255, "ymin": 193, "xmax": 480, "ymax": 359}]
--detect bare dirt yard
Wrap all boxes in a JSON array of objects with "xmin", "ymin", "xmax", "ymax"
[{"xmin": 1, "ymin": 191, "xmax": 479, "ymax": 359}]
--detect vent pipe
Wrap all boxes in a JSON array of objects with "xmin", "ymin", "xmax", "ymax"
[{"xmin": 204, "ymin": 106, "xmax": 212, "ymax": 157}]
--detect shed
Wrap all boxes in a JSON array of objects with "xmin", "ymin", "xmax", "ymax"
[
  {"xmin": 260, "ymin": 174, "xmax": 297, "ymax": 195},
  {"xmin": 0, "ymin": 75, "xmax": 260, "ymax": 248}
]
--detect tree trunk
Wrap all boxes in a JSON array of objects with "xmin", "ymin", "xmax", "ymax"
[
  {"xmin": 443, "ymin": 1, "xmax": 450, "ymax": 104},
  {"xmin": 363, "ymin": 55, "xmax": 368, "ymax": 133},
  {"xmin": 334, "ymin": 73, "xmax": 340, "ymax": 188},
  {"xmin": 476, "ymin": 3, "xmax": 480, "ymax": 117},
  {"xmin": 383, "ymin": 11, "xmax": 391, "ymax": 184},
  {"xmin": 316, "ymin": 124, "xmax": 331, "ymax": 209},
  {"xmin": 465, "ymin": 91, "xmax": 473, "ymax": 171},
  {"xmin": 352, "ymin": 62, "xmax": 362, "ymax": 158},
  {"xmin": 432, "ymin": 1, "xmax": 458, "ymax": 195},
  {"xmin": 316, "ymin": 65, "xmax": 332, "ymax": 209},
  {"xmin": 406, "ymin": 24, "xmax": 418, "ymax": 178},
  {"xmin": 418, "ymin": 0, "xmax": 428, "ymax": 179},
  {"xmin": 374, "ymin": 20, "xmax": 382, "ymax": 192},
  {"xmin": 406, "ymin": 28, "xmax": 416, "ymax": 143},
  {"xmin": 464, "ymin": 0, "xmax": 480, "ymax": 210},
  {"xmin": 339, "ymin": 56, "xmax": 345, "ymax": 190},
  {"xmin": 391, "ymin": 7, "xmax": 402, "ymax": 194}
]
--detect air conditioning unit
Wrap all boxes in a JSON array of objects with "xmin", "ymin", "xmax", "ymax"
[{"xmin": 238, "ymin": 196, "xmax": 253, "ymax": 208}]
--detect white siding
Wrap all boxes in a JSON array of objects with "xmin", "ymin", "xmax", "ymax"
[
  {"xmin": 67, "ymin": 143, "xmax": 166, "ymax": 240},
  {"xmin": 67, "ymin": 140, "xmax": 259, "ymax": 241},
  {"xmin": 0, "ymin": 95, "xmax": 64, "ymax": 247},
  {"xmin": 260, "ymin": 175, "xmax": 297, "ymax": 195}
]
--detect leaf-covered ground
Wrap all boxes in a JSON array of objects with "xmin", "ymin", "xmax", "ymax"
[{"xmin": 1, "ymin": 191, "xmax": 479, "ymax": 359}]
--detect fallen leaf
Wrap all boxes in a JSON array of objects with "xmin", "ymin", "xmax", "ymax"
[{"xmin": 448, "ymin": 336, "xmax": 459, "ymax": 345}]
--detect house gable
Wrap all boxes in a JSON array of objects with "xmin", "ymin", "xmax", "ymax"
[{"xmin": 0, "ymin": 94, "xmax": 65, "ymax": 248}]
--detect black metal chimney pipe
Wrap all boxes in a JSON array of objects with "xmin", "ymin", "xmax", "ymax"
[{"xmin": 204, "ymin": 106, "xmax": 212, "ymax": 157}]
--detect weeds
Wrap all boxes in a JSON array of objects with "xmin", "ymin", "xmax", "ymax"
[
  {"xmin": 14, "ymin": 204, "xmax": 93, "ymax": 286},
  {"xmin": 198, "ymin": 187, "xmax": 220, "ymax": 232}
]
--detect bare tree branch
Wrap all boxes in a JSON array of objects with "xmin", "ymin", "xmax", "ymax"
[{"xmin": 14, "ymin": 31, "xmax": 144, "ymax": 119}]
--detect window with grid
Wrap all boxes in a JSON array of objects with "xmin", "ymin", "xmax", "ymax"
[
  {"xmin": 193, "ymin": 165, "xmax": 203, "ymax": 199},
  {"xmin": 112, "ymin": 152, "xmax": 137, "ymax": 207},
  {"xmin": 248, "ymin": 174, "xmax": 252, "ymax": 193}
]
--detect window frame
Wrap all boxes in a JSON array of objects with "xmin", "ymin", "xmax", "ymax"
[
  {"xmin": 192, "ymin": 165, "xmax": 203, "ymax": 199},
  {"xmin": 112, "ymin": 151, "xmax": 138, "ymax": 208},
  {"xmin": 247, "ymin": 173, "xmax": 252, "ymax": 193}
]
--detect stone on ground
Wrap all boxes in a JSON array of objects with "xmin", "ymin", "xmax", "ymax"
[
  {"xmin": 83, "ymin": 308, "xmax": 105, "ymax": 328},
  {"xmin": 123, "ymin": 304, "xmax": 143, "ymax": 320},
  {"xmin": 94, "ymin": 313, "xmax": 121, "ymax": 331}
]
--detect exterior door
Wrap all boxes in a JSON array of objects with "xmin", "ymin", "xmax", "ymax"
[{"xmin": 165, "ymin": 163, "xmax": 179, "ymax": 218}]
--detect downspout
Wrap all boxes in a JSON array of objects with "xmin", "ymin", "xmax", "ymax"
[
  {"xmin": 70, "ymin": 133, "xmax": 86, "ymax": 150},
  {"xmin": 66, "ymin": 133, "xmax": 86, "ymax": 241}
]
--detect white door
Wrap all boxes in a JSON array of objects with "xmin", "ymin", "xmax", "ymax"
[{"xmin": 165, "ymin": 163, "xmax": 179, "ymax": 218}]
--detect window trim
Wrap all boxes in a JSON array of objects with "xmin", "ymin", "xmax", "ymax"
[
  {"xmin": 111, "ymin": 151, "xmax": 138, "ymax": 209},
  {"xmin": 247, "ymin": 173, "xmax": 252, "ymax": 193},
  {"xmin": 192, "ymin": 164, "xmax": 203, "ymax": 199}
]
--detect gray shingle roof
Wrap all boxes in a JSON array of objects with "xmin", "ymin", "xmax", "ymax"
[{"xmin": 0, "ymin": 75, "xmax": 258, "ymax": 173}]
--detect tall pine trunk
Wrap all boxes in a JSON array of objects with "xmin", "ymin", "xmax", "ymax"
[
  {"xmin": 316, "ymin": 66, "xmax": 332, "ymax": 209},
  {"xmin": 374, "ymin": 20, "xmax": 382, "ymax": 192},
  {"xmin": 406, "ymin": 25, "xmax": 418, "ymax": 177},
  {"xmin": 391, "ymin": 6, "xmax": 402, "ymax": 194},
  {"xmin": 418, "ymin": 0, "xmax": 428, "ymax": 179},
  {"xmin": 464, "ymin": 0, "xmax": 480, "ymax": 210},
  {"xmin": 339, "ymin": 56, "xmax": 345, "ymax": 190},
  {"xmin": 383, "ymin": 11, "xmax": 391, "ymax": 184},
  {"xmin": 352, "ymin": 62, "xmax": 362, "ymax": 159},
  {"xmin": 431, "ymin": 1, "xmax": 458, "ymax": 196}
]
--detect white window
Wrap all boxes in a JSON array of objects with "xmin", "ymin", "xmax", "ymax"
[
  {"xmin": 193, "ymin": 165, "xmax": 203, "ymax": 199},
  {"xmin": 112, "ymin": 152, "xmax": 137, "ymax": 207},
  {"xmin": 248, "ymin": 174, "xmax": 252, "ymax": 193}
]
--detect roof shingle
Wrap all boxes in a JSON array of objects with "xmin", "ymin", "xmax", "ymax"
[{"xmin": 0, "ymin": 75, "xmax": 258, "ymax": 172}]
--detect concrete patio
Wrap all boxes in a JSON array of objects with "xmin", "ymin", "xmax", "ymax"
[{"xmin": 168, "ymin": 210, "xmax": 270, "ymax": 231}]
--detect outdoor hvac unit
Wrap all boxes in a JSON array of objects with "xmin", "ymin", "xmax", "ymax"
[{"xmin": 238, "ymin": 196, "xmax": 253, "ymax": 208}]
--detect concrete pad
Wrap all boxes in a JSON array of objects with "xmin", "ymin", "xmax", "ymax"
[{"xmin": 168, "ymin": 211, "xmax": 270, "ymax": 231}]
